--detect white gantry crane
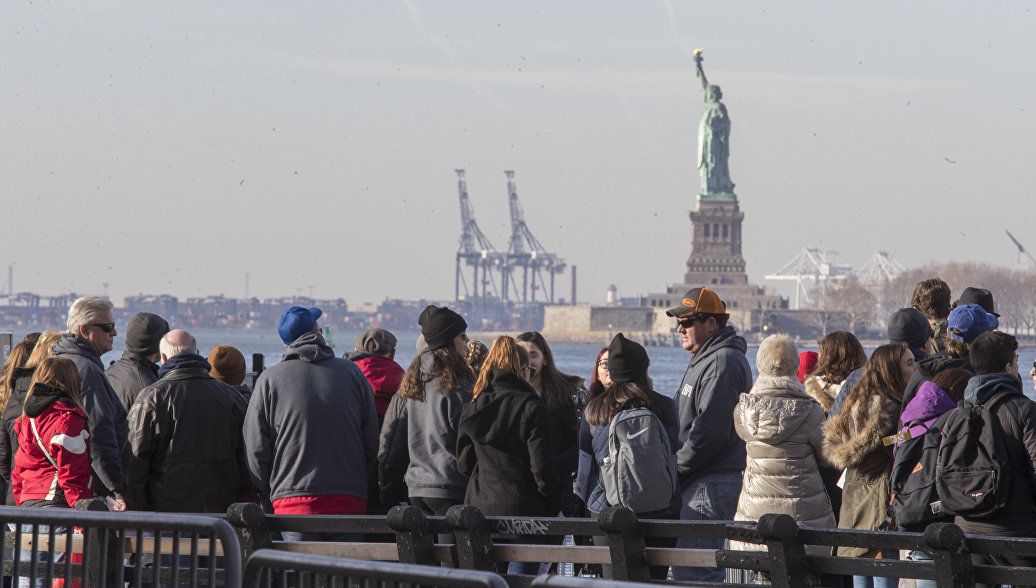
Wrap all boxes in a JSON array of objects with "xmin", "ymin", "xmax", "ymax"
[{"xmin": 765, "ymin": 247, "xmax": 853, "ymax": 309}]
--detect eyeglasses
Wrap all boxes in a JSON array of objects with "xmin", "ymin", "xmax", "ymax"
[
  {"xmin": 597, "ymin": 360, "xmax": 609, "ymax": 370},
  {"xmin": 90, "ymin": 323, "xmax": 116, "ymax": 333},
  {"xmin": 677, "ymin": 316, "xmax": 701, "ymax": 328}
]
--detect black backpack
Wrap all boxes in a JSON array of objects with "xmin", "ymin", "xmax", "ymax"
[
  {"xmin": 935, "ymin": 392, "xmax": 1014, "ymax": 519},
  {"xmin": 889, "ymin": 412, "xmax": 951, "ymax": 531}
]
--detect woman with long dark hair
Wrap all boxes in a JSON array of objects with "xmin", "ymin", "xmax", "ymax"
[
  {"xmin": 516, "ymin": 332, "xmax": 585, "ymax": 509},
  {"xmin": 823, "ymin": 343, "xmax": 915, "ymax": 588},
  {"xmin": 577, "ymin": 333, "xmax": 677, "ymax": 580},
  {"xmin": 401, "ymin": 306, "xmax": 475, "ymax": 517},
  {"xmin": 805, "ymin": 330, "xmax": 867, "ymax": 415}
]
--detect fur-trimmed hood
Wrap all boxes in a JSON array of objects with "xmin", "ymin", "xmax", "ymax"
[
  {"xmin": 821, "ymin": 392, "xmax": 898, "ymax": 471},
  {"xmin": 804, "ymin": 375, "xmax": 841, "ymax": 414}
]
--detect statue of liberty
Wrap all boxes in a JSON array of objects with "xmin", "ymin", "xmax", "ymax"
[{"xmin": 694, "ymin": 50, "xmax": 735, "ymax": 197}]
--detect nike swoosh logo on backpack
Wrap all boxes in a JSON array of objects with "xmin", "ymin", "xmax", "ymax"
[{"xmin": 626, "ymin": 427, "xmax": 650, "ymax": 440}]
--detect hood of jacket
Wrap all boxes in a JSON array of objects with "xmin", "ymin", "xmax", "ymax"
[
  {"xmin": 158, "ymin": 353, "xmax": 212, "ymax": 378},
  {"xmin": 281, "ymin": 331, "xmax": 335, "ymax": 363},
  {"xmin": 736, "ymin": 375, "xmax": 816, "ymax": 444},
  {"xmin": 689, "ymin": 325, "xmax": 748, "ymax": 369},
  {"xmin": 23, "ymin": 383, "xmax": 79, "ymax": 418},
  {"xmin": 900, "ymin": 381, "xmax": 957, "ymax": 427},
  {"xmin": 459, "ymin": 368, "xmax": 540, "ymax": 444},
  {"xmin": 916, "ymin": 352, "xmax": 970, "ymax": 380},
  {"xmin": 822, "ymin": 392, "xmax": 898, "ymax": 471},
  {"xmin": 964, "ymin": 371, "xmax": 1024, "ymax": 405},
  {"xmin": 51, "ymin": 333, "xmax": 103, "ymax": 368}
]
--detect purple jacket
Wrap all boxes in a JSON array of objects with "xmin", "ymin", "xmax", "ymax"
[{"xmin": 899, "ymin": 381, "xmax": 956, "ymax": 428}]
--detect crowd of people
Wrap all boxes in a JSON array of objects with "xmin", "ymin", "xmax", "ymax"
[{"xmin": 0, "ymin": 278, "xmax": 1034, "ymax": 585}]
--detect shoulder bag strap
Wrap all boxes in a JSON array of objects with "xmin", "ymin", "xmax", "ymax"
[{"xmin": 29, "ymin": 417, "xmax": 59, "ymax": 469}]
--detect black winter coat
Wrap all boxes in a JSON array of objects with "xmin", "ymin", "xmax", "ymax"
[
  {"xmin": 377, "ymin": 392, "xmax": 409, "ymax": 507},
  {"xmin": 0, "ymin": 367, "xmax": 33, "ymax": 504},
  {"xmin": 124, "ymin": 355, "xmax": 250, "ymax": 512},
  {"xmin": 456, "ymin": 369, "xmax": 565, "ymax": 516},
  {"xmin": 105, "ymin": 351, "xmax": 160, "ymax": 410}
]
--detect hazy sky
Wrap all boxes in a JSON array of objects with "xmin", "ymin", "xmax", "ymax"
[{"xmin": 3, "ymin": 2, "xmax": 1035, "ymax": 306}]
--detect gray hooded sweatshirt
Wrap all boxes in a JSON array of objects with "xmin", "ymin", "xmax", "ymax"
[
  {"xmin": 675, "ymin": 325, "xmax": 752, "ymax": 484},
  {"xmin": 244, "ymin": 331, "xmax": 378, "ymax": 503}
]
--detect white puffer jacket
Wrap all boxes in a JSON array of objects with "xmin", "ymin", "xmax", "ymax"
[{"xmin": 731, "ymin": 374, "xmax": 836, "ymax": 551}]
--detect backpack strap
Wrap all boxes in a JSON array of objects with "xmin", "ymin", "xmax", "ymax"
[{"xmin": 883, "ymin": 418, "xmax": 936, "ymax": 447}]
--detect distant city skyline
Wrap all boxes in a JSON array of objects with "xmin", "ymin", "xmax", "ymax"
[{"xmin": 3, "ymin": 2, "xmax": 1035, "ymax": 306}]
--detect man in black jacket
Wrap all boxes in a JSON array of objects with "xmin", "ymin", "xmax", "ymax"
[
  {"xmin": 106, "ymin": 312, "xmax": 169, "ymax": 410},
  {"xmin": 953, "ymin": 330, "xmax": 1036, "ymax": 571},
  {"xmin": 124, "ymin": 329, "xmax": 250, "ymax": 512}
]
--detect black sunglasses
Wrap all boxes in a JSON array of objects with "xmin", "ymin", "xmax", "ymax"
[
  {"xmin": 90, "ymin": 323, "xmax": 116, "ymax": 333},
  {"xmin": 677, "ymin": 315, "xmax": 702, "ymax": 328}
]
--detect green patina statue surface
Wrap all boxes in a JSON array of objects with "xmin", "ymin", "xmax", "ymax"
[{"xmin": 694, "ymin": 51, "xmax": 735, "ymax": 200}]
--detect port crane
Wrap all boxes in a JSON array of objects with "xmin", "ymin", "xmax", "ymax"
[
  {"xmin": 504, "ymin": 171, "xmax": 566, "ymax": 304},
  {"xmin": 454, "ymin": 169, "xmax": 505, "ymax": 301}
]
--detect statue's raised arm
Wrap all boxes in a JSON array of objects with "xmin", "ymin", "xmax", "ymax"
[{"xmin": 693, "ymin": 49, "xmax": 709, "ymax": 92}]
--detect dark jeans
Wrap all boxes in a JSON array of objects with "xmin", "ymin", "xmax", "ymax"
[{"xmin": 673, "ymin": 472, "xmax": 742, "ymax": 583}]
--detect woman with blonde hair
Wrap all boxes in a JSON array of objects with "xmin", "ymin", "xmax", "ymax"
[
  {"xmin": 12, "ymin": 357, "xmax": 92, "ymax": 508},
  {"xmin": 457, "ymin": 337, "xmax": 565, "ymax": 577},
  {"xmin": 823, "ymin": 343, "xmax": 916, "ymax": 588},
  {"xmin": 457, "ymin": 336, "xmax": 563, "ymax": 516},
  {"xmin": 0, "ymin": 330, "xmax": 62, "ymax": 505}
]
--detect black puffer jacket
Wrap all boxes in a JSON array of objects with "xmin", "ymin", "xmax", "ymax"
[
  {"xmin": 124, "ymin": 354, "xmax": 250, "ymax": 512},
  {"xmin": 106, "ymin": 351, "xmax": 160, "ymax": 410},
  {"xmin": 0, "ymin": 367, "xmax": 33, "ymax": 504},
  {"xmin": 456, "ymin": 369, "xmax": 565, "ymax": 516}
]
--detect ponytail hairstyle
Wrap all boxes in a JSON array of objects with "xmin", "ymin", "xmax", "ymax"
[
  {"xmin": 515, "ymin": 331, "xmax": 584, "ymax": 412},
  {"xmin": 472, "ymin": 336, "xmax": 530, "ymax": 400},
  {"xmin": 23, "ymin": 357, "xmax": 85, "ymax": 416},
  {"xmin": 400, "ymin": 345, "xmax": 475, "ymax": 401}
]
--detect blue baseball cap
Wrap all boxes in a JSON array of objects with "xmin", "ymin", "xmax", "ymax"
[
  {"xmin": 947, "ymin": 303, "xmax": 998, "ymax": 343},
  {"xmin": 278, "ymin": 306, "xmax": 323, "ymax": 344}
]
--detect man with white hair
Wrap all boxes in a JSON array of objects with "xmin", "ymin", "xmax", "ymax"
[
  {"xmin": 51, "ymin": 296, "xmax": 127, "ymax": 510},
  {"xmin": 124, "ymin": 329, "xmax": 250, "ymax": 512}
]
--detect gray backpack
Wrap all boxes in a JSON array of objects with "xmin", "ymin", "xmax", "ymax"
[{"xmin": 600, "ymin": 407, "xmax": 678, "ymax": 514}]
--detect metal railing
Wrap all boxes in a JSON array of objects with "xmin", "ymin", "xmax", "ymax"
[
  {"xmin": 243, "ymin": 549, "xmax": 508, "ymax": 588},
  {"xmin": 0, "ymin": 501, "xmax": 241, "ymax": 588}
]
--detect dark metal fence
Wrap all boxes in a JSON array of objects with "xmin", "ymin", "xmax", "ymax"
[
  {"xmin": 242, "ymin": 549, "xmax": 508, "ymax": 588},
  {"xmin": 0, "ymin": 500, "xmax": 241, "ymax": 588}
]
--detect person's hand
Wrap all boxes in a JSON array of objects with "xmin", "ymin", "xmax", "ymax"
[{"xmin": 105, "ymin": 496, "xmax": 126, "ymax": 511}]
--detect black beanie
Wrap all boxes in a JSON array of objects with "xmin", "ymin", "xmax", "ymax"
[
  {"xmin": 887, "ymin": 308, "xmax": 933, "ymax": 350},
  {"xmin": 126, "ymin": 312, "xmax": 170, "ymax": 356},
  {"xmin": 418, "ymin": 305, "xmax": 467, "ymax": 350},
  {"xmin": 607, "ymin": 332, "xmax": 649, "ymax": 383}
]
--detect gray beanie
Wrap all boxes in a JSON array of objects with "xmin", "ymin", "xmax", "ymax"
[{"xmin": 125, "ymin": 312, "xmax": 170, "ymax": 356}]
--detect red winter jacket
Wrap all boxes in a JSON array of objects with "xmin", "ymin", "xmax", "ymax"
[
  {"xmin": 12, "ymin": 401, "xmax": 92, "ymax": 507},
  {"xmin": 354, "ymin": 355, "xmax": 404, "ymax": 416}
]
